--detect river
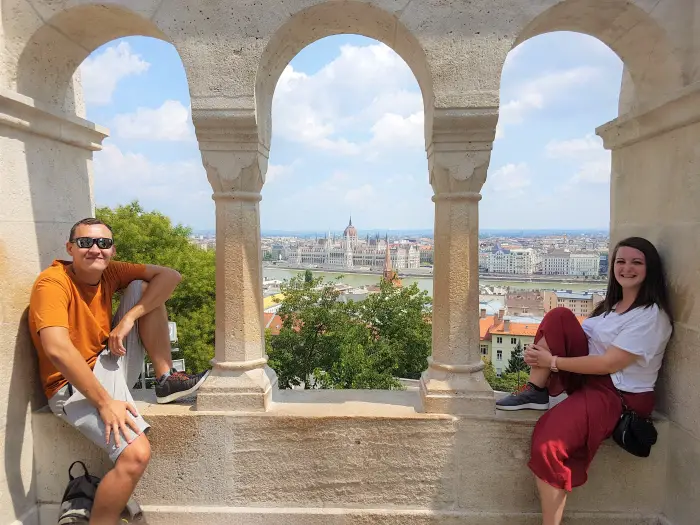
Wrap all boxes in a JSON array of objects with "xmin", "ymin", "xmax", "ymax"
[{"xmin": 263, "ymin": 267, "xmax": 604, "ymax": 297}]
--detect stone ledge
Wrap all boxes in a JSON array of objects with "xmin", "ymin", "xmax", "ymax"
[
  {"xmin": 597, "ymin": 82, "xmax": 700, "ymax": 150},
  {"xmin": 32, "ymin": 390, "xmax": 669, "ymax": 520},
  {"xmin": 0, "ymin": 89, "xmax": 108, "ymax": 150},
  {"xmin": 36, "ymin": 504, "xmax": 665, "ymax": 525}
]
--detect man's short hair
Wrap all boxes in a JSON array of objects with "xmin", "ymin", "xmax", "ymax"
[{"xmin": 69, "ymin": 218, "xmax": 114, "ymax": 242}]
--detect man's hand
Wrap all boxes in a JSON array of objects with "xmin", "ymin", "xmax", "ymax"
[
  {"xmin": 98, "ymin": 399, "xmax": 142, "ymax": 448},
  {"xmin": 108, "ymin": 316, "xmax": 134, "ymax": 356}
]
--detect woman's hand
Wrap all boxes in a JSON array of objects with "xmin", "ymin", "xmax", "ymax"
[{"xmin": 524, "ymin": 343, "xmax": 555, "ymax": 369}]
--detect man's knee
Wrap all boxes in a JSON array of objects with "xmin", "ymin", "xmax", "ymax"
[{"xmin": 116, "ymin": 434, "xmax": 151, "ymax": 478}]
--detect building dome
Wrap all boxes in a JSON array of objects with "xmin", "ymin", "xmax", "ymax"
[{"xmin": 343, "ymin": 216, "xmax": 358, "ymax": 238}]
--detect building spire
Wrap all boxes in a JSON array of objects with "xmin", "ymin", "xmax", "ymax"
[
  {"xmin": 349, "ymin": 215, "xmax": 353, "ymax": 227},
  {"xmin": 382, "ymin": 234, "xmax": 400, "ymax": 287}
]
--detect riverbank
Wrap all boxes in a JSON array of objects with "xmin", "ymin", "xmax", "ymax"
[
  {"xmin": 263, "ymin": 262, "xmax": 606, "ymax": 284},
  {"xmin": 262, "ymin": 266, "xmax": 605, "ymax": 296}
]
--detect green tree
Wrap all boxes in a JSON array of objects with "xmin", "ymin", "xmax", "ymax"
[
  {"xmin": 349, "ymin": 279, "xmax": 432, "ymax": 379},
  {"xmin": 267, "ymin": 274, "xmax": 347, "ymax": 389},
  {"xmin": 304, "ymin": 269, "xmax": 313, "ymax": 283},
  {"xmin": 97, "ymin": 201, "xmax": 215, "ymax": 374},
  {"xmin": 505, "ymin": 342, "xmax": 527, "ymax": 374},
  {"xmin": 266, "ymin": 275, "xmax": 428, "ymax": 389}
]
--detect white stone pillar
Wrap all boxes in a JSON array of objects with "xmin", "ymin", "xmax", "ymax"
[
  {"xmin": 193, "ymin": 111, "xmax": 278, "ymax": 411},
  {"xmin": 420, "ymin": 109, "xmax": 497, "ymax": 416}
]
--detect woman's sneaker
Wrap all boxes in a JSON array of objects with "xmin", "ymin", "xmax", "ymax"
[
  {"xmin": 155, "ymin": 369, "xmax": 210, "ymax": 404},
  {"xmin": 495, "ymin": 383, "xmax": 549, "ymax": 411}
]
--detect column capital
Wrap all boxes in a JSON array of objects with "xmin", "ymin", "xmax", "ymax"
[
  {"xmin": 427, "ymin": 107, "xmax": 497, "ymax": 195},
  {"xmin": 193, "ymin": 109, "xmax": 269, "ymax": 195}
]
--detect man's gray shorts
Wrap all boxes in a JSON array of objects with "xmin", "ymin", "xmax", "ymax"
[{"xmin": 48, "ymin": 280, "xmax": 151, "ymax": 463}]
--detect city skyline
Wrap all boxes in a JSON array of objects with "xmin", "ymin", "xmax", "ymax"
[{"xmin": 85, "ymin": 32, "xmax": 621, "ymax": 231}]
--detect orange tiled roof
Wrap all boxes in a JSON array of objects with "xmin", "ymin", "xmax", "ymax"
[
  {"xmin": 479, "ymin": 315, "xmax": 497, "ymax": 340},
  {"xmin": 490, "ymin": 315, "xmax": 586, "ymax": 337},
  {"xmin": 263, "ymin": 313, "xmax": 283, "ymax": 335}
]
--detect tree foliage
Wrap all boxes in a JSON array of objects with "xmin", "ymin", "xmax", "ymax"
[
  {"xmin": 267, "ymin": 276, "xmax": 432, "ymax": 389},
  {"xmin": 505, "ymin": 342, "xmax": 527, "ymax": 374},
  {"xmin": 482, "ymin": 356, "xmax": 527, "ymax": 393},
  {"xmin": 97, "ymin": 201, "xmax": 215, "ymax": 374}
]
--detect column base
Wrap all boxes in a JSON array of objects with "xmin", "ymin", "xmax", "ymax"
[
  {"xmin": 196, "ymin": 361, "xmax": 278, "ymax": 412},
  {"xmin": 419, "ymin": 360, "xmax": 495, "ymax": 416}
]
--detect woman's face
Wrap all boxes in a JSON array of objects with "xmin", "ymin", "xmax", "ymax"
[{"xmin": 613, "ymin": 246, "xmax": 647, "ymax": 291}]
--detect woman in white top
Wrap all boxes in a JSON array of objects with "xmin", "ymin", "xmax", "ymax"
[{"xmin": 496, "ymin": 237, "xmax": 673, "ymax": 525}]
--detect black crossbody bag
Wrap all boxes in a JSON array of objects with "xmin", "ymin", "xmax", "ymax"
[{"xmin": 612, "ymin": 389, "xmax": 658, "ymax": 457}]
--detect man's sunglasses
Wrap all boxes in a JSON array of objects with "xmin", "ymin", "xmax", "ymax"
[{"xmin": 71, "ymin": 237, "xmax": 114, "ymax": 249}]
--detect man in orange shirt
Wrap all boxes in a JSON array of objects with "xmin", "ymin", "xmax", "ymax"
[{"xmin": 29, "ymin": 217, "xmax": 210, "ymax": 525}]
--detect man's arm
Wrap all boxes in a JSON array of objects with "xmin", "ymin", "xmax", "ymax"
[
  {"xmin": 41, "ymin": 326, "xmax": 111, "ymax": 407},
  {"xmin": 40, "ymin": 327, "xmax": 141, "ymax": 447},
  {"xmin": 126, "ymin": 264, "xmax": 182, "ymax": 320},
  {"xmin": 109, "ymin": 264, "xmax": 181, "ymax": 355}
]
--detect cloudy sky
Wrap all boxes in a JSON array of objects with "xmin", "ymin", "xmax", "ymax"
[{"xmin": 83, "ymin": 32, "xmax": 622, "ymax": 233}]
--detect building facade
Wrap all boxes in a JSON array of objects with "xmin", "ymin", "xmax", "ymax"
[
  {"xmin": 543, "ymin": 251, "xmax": 601, "ymax": 276},
  {"xmin": 543, "ymin": 290, "xmax": 606, "ymax": 317},
  {"xmin": 479, "ymin": 246, "xmax": 539, "ymax": 274},
  {"xmin": 291, "ymin": 219, "xmax": 420, "ymax": 270}
]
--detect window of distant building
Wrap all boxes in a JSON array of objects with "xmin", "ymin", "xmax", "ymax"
[
  {"xmin": 511, "ymin": 337, "xmax": 517, "ymax": 344},
  {"xmin": 497, "ymin": 350, "xmax": 503, "ymax": 360},
  {"xmin": 496, "ymin": 336, "xmax": 502, "ymax": 344}
]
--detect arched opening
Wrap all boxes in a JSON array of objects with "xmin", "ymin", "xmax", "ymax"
[
  {"xmin": 14, "ymin": 4, "xmax": 168, "ymax": 112},
  {"xmin": 260, "ymin": 32, "xmax": 433, "ymax": 391},
  {"xmin": 255, "ymin": 1, "xmax": 435, "ymax": 152},
  {"xmin": 483, "ymin": 30, "xmax": 622, "ymax": 379}
]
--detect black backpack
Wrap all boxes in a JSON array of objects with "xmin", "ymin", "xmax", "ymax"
[
  {"xmin": 58, "ymin": 461, "xmax": 101, "ymax": 524},
  {"xmin": 58, "ymin": 461, "xmax": 144, "ymax": 524}
]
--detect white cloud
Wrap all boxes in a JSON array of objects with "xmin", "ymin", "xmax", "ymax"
[
  {"xmin": 266, "ymin": 162, "xmax": 296, "ymax": 184},
  {"xmin": 487, "ymin": 163, "xmax": 532, "ymax": 193},
  {"xmin": 93, "ymin": 143, "xmax": 212, "ymax": 227},
  {"xmin": 369, "ymin": 111, "xmax": 424, "ymax": 151},
  {"xmin": 497, "ymin": 67, "xmax": 600, "ymax": 138},
  {"xmin": 345, "ymin": 184, "xmax": 378, "ymax": 208},
  {"xmin": 272, "ymin": 44, "xmax": 423, "ymax": 155},
  {"xmin": 80, "ymin": 42, "xmax": 150, "ymax": 105},
  {"xmin": 112, "ymin": 100, "xmax": 194, "ymax": 141},
  {"xmin": 546, "ymin": 134, "xmax": 610, "ymax": 184}
]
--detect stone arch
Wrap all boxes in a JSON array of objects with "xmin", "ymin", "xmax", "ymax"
[
  {"xmin": 14, "ymin": 3, "xmax": 170, "ymax": 112},
  {"xmin": 512, "ymin": 0, "xmax": 684, "ymax": 113},
  {"xmin": 255, "ymin": 0, "xmax": 434, "ymax": 151}
]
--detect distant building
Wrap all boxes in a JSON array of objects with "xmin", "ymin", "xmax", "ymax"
[
  {"xmin": 291, "ymin": 218, "xmax": 420, "ymax": 270},
  {"xmin": 479, "ymin": 245, "xmax": 539, "ymax": 274},
  {"xmin": 543, "ymin": 251, "xmax": 600, "ymax": 276},
  {"xmin": 506, "ymin": 290, "xmax": 545, "ymax": 317},
  {"xmin": 543, "ymin": 290, "xmax": 605, "ymax": 317}
]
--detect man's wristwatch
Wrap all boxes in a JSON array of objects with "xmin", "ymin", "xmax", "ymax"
[{"xmin": 550, "ymin": 356, "xmax": 559, "ymax": 373}]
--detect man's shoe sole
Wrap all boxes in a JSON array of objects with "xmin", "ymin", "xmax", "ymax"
[
  {"xmin": 495, "ymin": 402, "xmax": 549, "ymax": 411},
  {"xmin": 156, "ymin": 370, "xmax": 211, "ymax": 404}
]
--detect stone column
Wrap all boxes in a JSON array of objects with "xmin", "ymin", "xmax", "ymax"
[
  {"xmin": 193, "ymin": 110, "xmax": 278, "ymax": 411},
  {"xmin": 420, "ymin": 109, "xmax": 497, "ymax": 416}
]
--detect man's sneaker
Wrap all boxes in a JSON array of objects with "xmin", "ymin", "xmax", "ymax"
[
  {"xmin": 155, "ymin": 369, "xmax": 210, "ymax": 404},
  {"xmin": 495, "ymin": 383, "xmax": 549, "ymax": 411}
]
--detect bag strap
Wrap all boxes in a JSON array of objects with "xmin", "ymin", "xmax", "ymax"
[
  {"xmin": 616, "ymin": 388, "xmax": 630, "ymax": 411},
  {"xmin": 68, "ymin": 461, "xmax": 89, "ymax": 481}
]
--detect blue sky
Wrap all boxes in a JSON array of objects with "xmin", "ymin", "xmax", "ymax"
[{"xmin": 84, "ymin": 32, "xmax": 622, "ymax": 232}]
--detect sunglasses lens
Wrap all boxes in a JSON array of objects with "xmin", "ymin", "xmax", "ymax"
[
  {"xmin": 75, "ymin": 237, "xmax": 93, "ymax": 249},
  {"xmin": 97, "ymin": 238, "xmax": 113, "ymax": 249}
]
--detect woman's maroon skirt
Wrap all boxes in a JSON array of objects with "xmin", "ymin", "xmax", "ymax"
[{"xmin": 527, "ymin": 308, "xmax": 655, "ymax": 491}]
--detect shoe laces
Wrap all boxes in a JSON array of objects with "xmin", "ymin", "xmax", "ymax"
[{"xmin": 168, "ymin": 371, "xmax": 192, "ymax": 381}]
